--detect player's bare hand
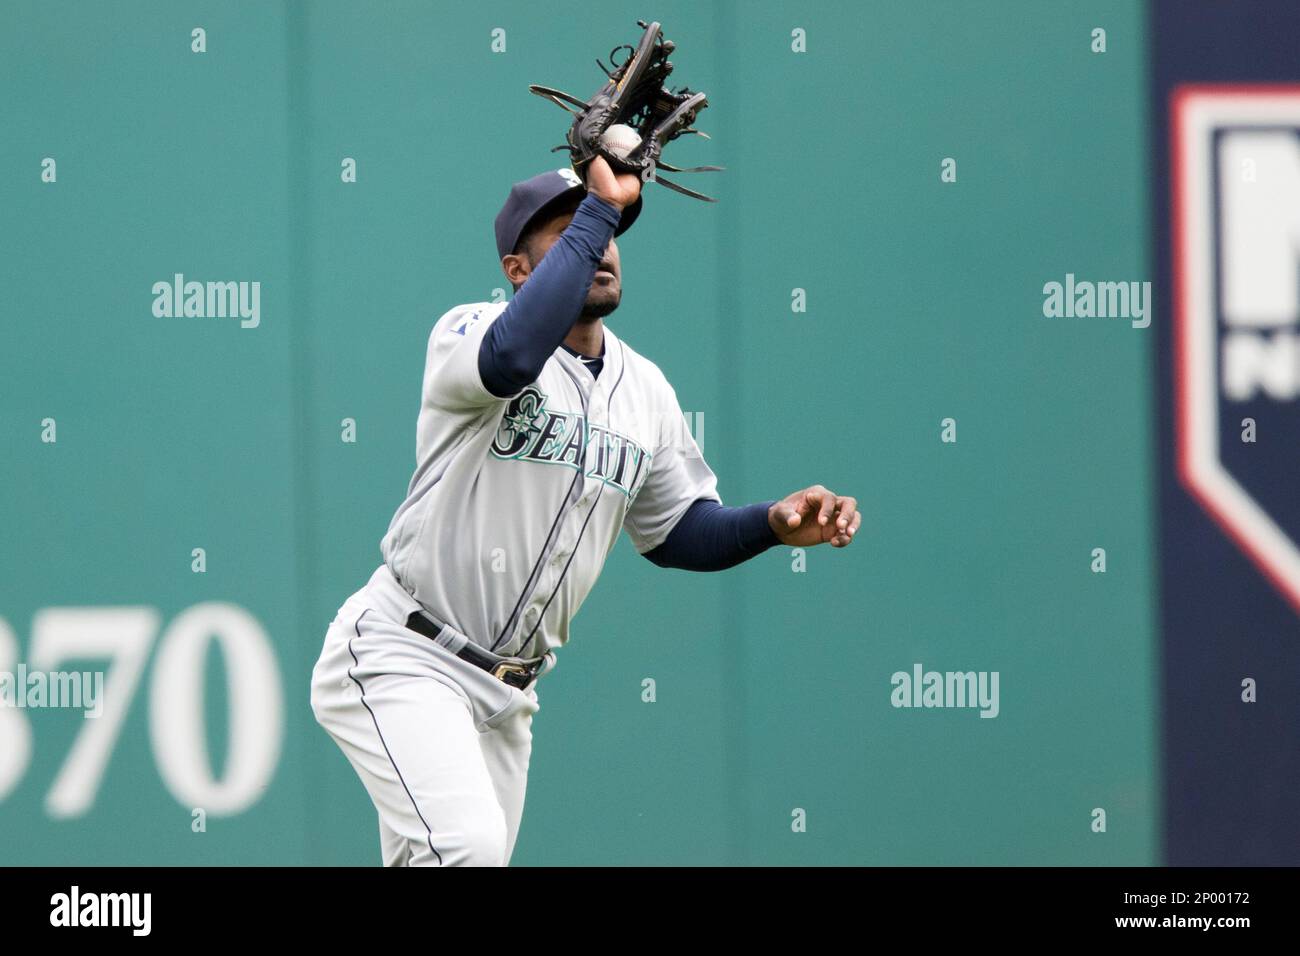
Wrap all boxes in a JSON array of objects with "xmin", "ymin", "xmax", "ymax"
[
  {"xmin": 768, "ymin": 486, "xmax": 860, "ymax": 548},
  {"xmin": 584, "ymin": 155, "xmax": 642, "ymax": 210}
]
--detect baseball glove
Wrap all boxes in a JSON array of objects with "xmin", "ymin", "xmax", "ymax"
[{"xmin": 528, "ymin": 19, "xmax": 722, "ymax": 201}]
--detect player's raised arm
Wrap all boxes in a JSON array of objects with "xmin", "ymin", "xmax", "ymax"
[{"xmin": 480, "ymin": 157, "xmax": 641, "ymax": 398}]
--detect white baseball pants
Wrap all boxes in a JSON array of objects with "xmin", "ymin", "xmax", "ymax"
[{"xmin": 311, "ymin": 564, "xmax": 542, "ymax": 866}]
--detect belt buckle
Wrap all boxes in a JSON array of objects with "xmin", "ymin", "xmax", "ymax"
[{"xmin": 491, "ymin": 660, "xmax": 532, "ymax": 688}]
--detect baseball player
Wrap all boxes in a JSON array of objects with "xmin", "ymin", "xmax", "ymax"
[{"xmin": 310, "ymin": 156, "xmax": 860, "ymax": 866}]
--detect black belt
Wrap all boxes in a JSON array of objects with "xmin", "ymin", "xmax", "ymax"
[{"xmin": 404, "ymin": 611, "xmax": 543, "ymax": 690}]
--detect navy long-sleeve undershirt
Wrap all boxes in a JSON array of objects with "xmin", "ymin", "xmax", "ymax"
[
  {"xmin": 478, "ymin": 192, "xmax": 620, "ymax": 397},
  {"xmin": 643, "ymin": 499, "xmax": 780, "ymax": 571}
]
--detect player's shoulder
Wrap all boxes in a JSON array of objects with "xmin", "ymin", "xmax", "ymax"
[{"xmin": 427, "ymin": 300, "xmax": 509, "ymax": 344}]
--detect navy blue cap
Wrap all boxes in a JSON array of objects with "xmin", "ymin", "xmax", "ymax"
[{"xmin": 494, "ymin": 167, "xmax": 643, "ymax": 260}]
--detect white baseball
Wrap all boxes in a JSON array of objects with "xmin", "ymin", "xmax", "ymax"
[{"xmin": 600, "ymin": 124, "xmax": 642, "ymax": 159}]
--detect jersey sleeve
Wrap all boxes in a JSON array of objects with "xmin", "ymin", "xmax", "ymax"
[
  {"xmin": 421, "ymin": 303, "xmax": 520, "ymax": 412},
  {"xmin": 623, "ymin": 378, "xmax": 722, "ymax": 554}
]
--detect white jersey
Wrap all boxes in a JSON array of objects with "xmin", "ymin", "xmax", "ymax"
[{"xmin": 381, "ymin": 301, "xmax": 718, "ymax": 659}]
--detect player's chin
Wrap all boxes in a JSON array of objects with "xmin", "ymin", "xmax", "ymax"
[{"xmin": 581, "ymin": 285, "xmax": 621, "ymax": 319}]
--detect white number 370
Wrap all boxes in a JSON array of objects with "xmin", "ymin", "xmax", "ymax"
[{"xmin": 0, "ymin": 603, "xmax": 283, "ymax": 818}]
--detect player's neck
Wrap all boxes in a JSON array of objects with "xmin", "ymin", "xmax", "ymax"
[{"xmin": 563, "ymin": 319, "xmax": 605, "ymax": 358}]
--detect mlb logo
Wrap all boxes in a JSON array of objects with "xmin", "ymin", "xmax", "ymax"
[{"xmin": 1172, "ymin": 85, "xmax": 1300, "ymax": 614}]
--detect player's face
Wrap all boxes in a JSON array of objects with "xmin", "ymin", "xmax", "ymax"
[{"xmin": 528, "ymin": 211, "xmax": 622, "ymax": 320}]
